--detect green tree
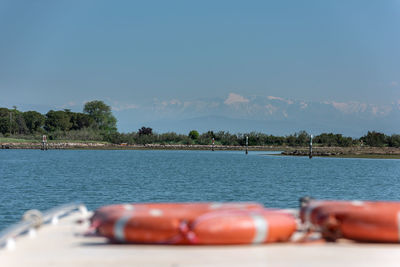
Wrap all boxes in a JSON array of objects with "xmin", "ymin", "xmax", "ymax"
[
  {"xmin": 0, "ymin": 108, "xmax": 11, "ymax": 134},
  {"xmin": 159, "ymin": 132, "xmax": 187, "ymax": 143},
  {"xmin": 360, "ymin": 131, "xmax": 387, "ymax": 147},
  {"xmin": 214, "ymin": 131, "xmax": 238, "ymax": 145},
  {"xmin": 83, "ymin": 100, "xmax": 117, "ymax": 133},
  {"xmin": 70, "ymin": 112, "xmax": 94, "ymax": 130},
  {"xmin": 337, "ymin": 135, "xmax": 353, "ymax": 147},
  {"xmin": 285, "ymin": 134, "xmax": 296, "ymax": 146},
  {"xmin": 138, "ymin": 126, "xmax": 153, "ymax": 135},
  {"xmin": 315, "ymin": 133, "xmax": 337, "ymax": 146},
  {"xmin": 44, "ymin": 110, "xmax": 72, "ymax": 132},
  {"xmin": 295, "ymin": 131, "xmax": 310, "ymax": 146},
  {"xmin": 15, "ymin": 112, "xmax": 29, "ymax": 134},
  {"xmin": 387, "ymin": 134, "xmax": 400, "ymax": 147},
  {"xmin": 188, "ymin": 130, "xmax": 199, "ymax": 140},
  {"xmin": 247, "ymin": 132, "xmax": 263, "ymax": 146},
  {"xmin": 197, "ymin": 131, "xmax": 215, "ymax": 145},
  {"xmin": 23, "ymin": 111, "xmax": 45, "ymax": 133},
  {"xmin": 0, "ymin": 108, "xmax": 28, "ymax": 135}
]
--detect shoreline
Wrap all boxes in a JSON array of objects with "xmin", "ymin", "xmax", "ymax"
[
  {"xmin": 1, "ymin": 142, "xmax": 400, "ymax": 159},
  {"xmin": 0, "ymin": 142, "xmax": 282, "ymax": 151},
  {"xmin": 280, "ymin": 146, "xmax": 400, "ymax": 159}
]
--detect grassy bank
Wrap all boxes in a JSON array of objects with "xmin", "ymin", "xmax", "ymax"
[{"xmin": 0, "ymin": 137, "xmax": 38, "ymax": 143}]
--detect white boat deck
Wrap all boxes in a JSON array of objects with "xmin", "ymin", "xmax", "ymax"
[{"xmin": 1, "ymin": 209, "xmax": 400, "ymax": 267}]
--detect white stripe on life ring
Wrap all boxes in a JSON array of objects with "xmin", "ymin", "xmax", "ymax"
[
  {"xmin": 351, "ymin": 200, "xmax": 364, "ymax": 206},
  {"xmin": 209, "ymin": 202, "xmax": 223, "ymax": 209},
  {"xmin": 251, "ymin": 214, "xmax": 268, "ymax": 244},
  {"xmin": 123, "ymin": 204, "xmax": 134, "ymax": 211},
  {"xmin": 114, "ymin": 214, "xmax": 132, "ymax": 242},
  {"xmin": 149, "ymin": 209, "xmax": 163, "ymax": 217}
]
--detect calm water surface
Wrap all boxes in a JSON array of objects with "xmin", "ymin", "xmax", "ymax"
[{"xmin": 1, "ymin": 149, "xmax": 400, "ymax": 230}]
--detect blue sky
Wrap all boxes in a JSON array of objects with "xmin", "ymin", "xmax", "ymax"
[{"xmin": 0, "ymin": 1, "xmax": 399, "ymax": 135}]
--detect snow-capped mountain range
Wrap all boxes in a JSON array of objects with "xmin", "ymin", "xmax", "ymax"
[{"xmin": 113, "ymin": 93, "xmax": 400, "ymax": 137}]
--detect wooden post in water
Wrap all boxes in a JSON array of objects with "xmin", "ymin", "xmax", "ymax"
[
  {"xmin": 41, "ymin": 135, "xmax": 48, "ymax": 151},
  {"xmin": 245, "ymin": 136, "xmax": 248, "ymax": 155},
  {"xmin": 309, "ymin": 134, "xmax": 313, "ymax": 159},
  {"xmin": 212, "ymin": 137, "xmax": 215, "ymax": 151}
]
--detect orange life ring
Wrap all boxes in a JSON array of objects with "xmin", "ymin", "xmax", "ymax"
[
  {"xmin": 93, "ymin": 202, "xmax": 265, "ymax": 244},
  {"xmin": 188, "ymin": 209, "xmax": 297, "ymax": 245},
  {"xmin": 300, "ymin": 200, "xmax": 400, "ymax": 242}
]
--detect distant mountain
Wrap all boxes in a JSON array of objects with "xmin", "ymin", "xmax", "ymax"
[
  {"xmin": 142, "ymin": 115, "xmax": 397, "ymax": 137},
  {"xmin": 115, "ymin": 94, "xmax": 400, "ymax": 136},
  {"xmin": 142, "ymin": 115, "xmax": 323, "ymax": 136}
]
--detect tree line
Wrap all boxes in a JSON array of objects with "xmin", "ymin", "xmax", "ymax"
[
  {"xmin": 106, "ymin": 129, "xmax": 400, "ymax": 147},
  {"xmin": 0, "ymin": 100, "xmax": 399, "ymax": 147},
  {"xmin": 0, "ymin": 100, "xmax": 116, "ymax": 141}
]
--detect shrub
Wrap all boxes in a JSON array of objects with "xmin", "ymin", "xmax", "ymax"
[{"xmin": 188, "ymin": 130, "xmax": 199, "ymax": 140}]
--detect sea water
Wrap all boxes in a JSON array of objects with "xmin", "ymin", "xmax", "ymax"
[{"xmin": 1, "ymin": 149, "xmax": 399, "ymax": 230}]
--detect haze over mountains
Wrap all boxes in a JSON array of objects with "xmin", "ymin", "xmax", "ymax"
[{"xmin": 112, "ymin": 93, "xmax": 400, "ymax": 137}]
